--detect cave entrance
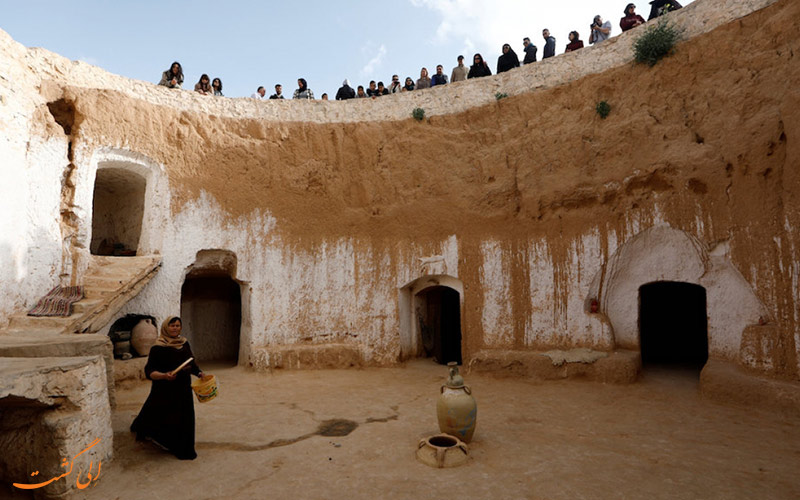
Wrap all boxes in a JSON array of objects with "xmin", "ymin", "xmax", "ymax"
[
  {"xmin": 415, "ymin": 286, "xmax": 462, "ymax": 365},
  {"xmin": 180, "ymin": 275, "xmax": 241, "ymax": 365},
  {"xmin": 639, "ymin": 281, "xmax": 708, "ymax": 371},
  {"xmin": 90, "ymin": 167, "xmax": 146, "ymax": 256}
]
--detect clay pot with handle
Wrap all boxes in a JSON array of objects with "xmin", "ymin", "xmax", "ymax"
[
  {"xmin": 131, "ymin": 318, "xmax": 158, "ymax": 357},
  {"xmin": 437, "ymin": 361, "xmax": 478, "ymax": 443}
]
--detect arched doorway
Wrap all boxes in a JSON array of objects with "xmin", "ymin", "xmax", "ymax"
[
  {"xmin": 416, "ymin": 286, "xmax": 462, "ymax": 365},
  {"xmin": 180, "ymin": 275, "xmax": 241, "ymax": 365},
  {"xmin": 180, "ymin": 250, "xmax": 243, "ymax": 365},
  {"xmin": 399, "ymin": 275, "xmax": 464, "ymax": 364},
  {"xmin": 90, "ymin": 167, "xmax": 146, "ymax": 256},
  {"xmin": 639, "ymin": 281, "xmax": 708, "ymax": 370}
]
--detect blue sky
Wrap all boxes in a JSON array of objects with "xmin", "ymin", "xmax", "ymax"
[{"xmin": 1, "ymin": 0, "xmax": 693, "ymax": 99}]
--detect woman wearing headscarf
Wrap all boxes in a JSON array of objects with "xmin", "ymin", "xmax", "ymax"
[
  {"xmin": 402, "ymin": 77, "xmax": 415, "ymax": 91},
  {"xmin": 130, "ymin": 316, "xmax": 204, "ymax": 460},
  {"xmin": 468, "ymin": 53, "xmax": 492, "ymax": 79},
  {"xmin": 496, "ymin": 43, "xmax": 520, "ymax": 73},
  {"xmin": 293, "ymin": 78, "xmax": 315, "ymax": 99},
  {"xmin": 565, "ymin": 31, "xmax": 585, "ymax": 52}
]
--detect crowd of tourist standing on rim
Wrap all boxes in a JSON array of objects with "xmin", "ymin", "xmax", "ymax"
[{"xmin": 158, "ymin": 1, "xmax": 681, "ymax": 101}]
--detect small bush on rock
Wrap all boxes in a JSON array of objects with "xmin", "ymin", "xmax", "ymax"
[
  {"xmin": 633, "ymin": 20, "xmax": 683, "ymax": 67},
  {"xmin": 596, "ymin": 100, "xmax": 611, "ymax": 119},
  {"xmin": 412, "ymin": 107, "xmax": 425, "ymax": 121},
  {"xmin": 495, "ymin": 92, "xmax": 509, "ymax": 100}
]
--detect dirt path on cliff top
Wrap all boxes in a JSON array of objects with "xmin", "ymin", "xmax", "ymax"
[{"xmin": 12, "ymin": 360, "xmax": 796, "ymax": 500}]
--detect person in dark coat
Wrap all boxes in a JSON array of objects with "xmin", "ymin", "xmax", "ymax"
[
  {"xmin": 522, "ymin": 37, "xmax": 538, "ymax": 64},
  {"xmin": 542, "ymin": 29, "xmax": 556, "ymax": 59},
  {"xmin": 496, "ymin": 43, "xmax": 520, "ymax": 73},
  {"xmin": 648, "ymin": 0, "xmax": 682, "ymax": 20},
  {"xmin": 431, "ymin": 65, "xmax": 449, "ymax": 86},
  {"xmin": 131, "ymin": 316, "xmax": 205, "ymax": 460},
  {"xmin": 467, "ymin": 53, "xmax": 492, "ymax": 79},
  {"xmin": 376, "ymin": 81, "xmax": 389, "ymax": 95},
  {"xmin": 336, "ymin": 79, "xmax": 356, "ymax": 100},
  {"xmin": 565, "ymin": 31, "xmax": 585, "ymax": 52},
  {"xmin": 620, "ymin": 3, "xmax": 646, "ymax": 31}
]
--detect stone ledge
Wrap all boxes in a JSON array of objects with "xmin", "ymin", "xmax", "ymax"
[
  {"xmin": 0, "ymin": 334, "xmax": 115, "ymax": 407},
  {"xmin": 466, "ymin": 349, "xmax": 641, "ymax": 384},
  {"xmin": 251, "ymin": 343, "xmax": 363, "ymax": 371},
  {"xmin": 0, "ymin": 356, "xmax": 99, "ymax": 406},
  {"xmin": 700, "ymin": 360, "xmax": 800, "ymax": 418}
]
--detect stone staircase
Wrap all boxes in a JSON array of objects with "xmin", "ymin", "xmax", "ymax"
[{"xmin": 1, "ymin": 255, "xmax": 161, "ymax": 336}]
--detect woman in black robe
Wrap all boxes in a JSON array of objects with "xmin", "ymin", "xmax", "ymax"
[
  {"xmin": 468, "ymin": 53, "xmax": 492, "ymax": 79},
  {"xmin": 648, "ymin": 0, "xmax": 682, "ymax": 20},
  {"xmin": 131, "ymin": 316, "xmax": 204, "ymax": 460},
  {"xmin": 497, "ymin": 43, "xmax": 521, "ymax": 73}
]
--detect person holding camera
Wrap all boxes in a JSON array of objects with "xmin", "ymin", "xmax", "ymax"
[{"xmin": 589, "ymin": 15, "xmax": 612, "ymax": 45}]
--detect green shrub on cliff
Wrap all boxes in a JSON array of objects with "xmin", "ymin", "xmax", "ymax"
[
  {"xmin": 412, "ymin": 107, "xmax": 425, "ymax": 121},
  {"xmin": 633, "ymin": 19, "xmax": 683, "ymax": 67},
  {"xmin": 596, "ymin": 100, "xmax": 611, "ymax": 119}
]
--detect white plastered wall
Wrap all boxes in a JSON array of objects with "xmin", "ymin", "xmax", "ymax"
[
  {"xmin": 525, "ymin": 232, "xmax": 615, "ymax": 350},
  {"xmin": 96, "ymin": 192, "xmax": 264, "ymax": 367},
  {"xmin": 589, "ymin": 225, "xmax": 767, "ymax": 360},
  {"xmin": 0, "ymin": 45, "xmax": 69, "ymax": 323}
]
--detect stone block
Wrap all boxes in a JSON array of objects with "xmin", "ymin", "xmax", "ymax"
[
  {"xmin": 0, "ymin": 356, "xmax": 113, "ymax": 498},
  {"xmin": 467, "ymin": 349, "xmax": 640, "ymax": 383}
]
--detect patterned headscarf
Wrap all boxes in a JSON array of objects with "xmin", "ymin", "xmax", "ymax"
[{"xmin": 156, "ymin": 316, "xmax": 187, "ymax": 349}]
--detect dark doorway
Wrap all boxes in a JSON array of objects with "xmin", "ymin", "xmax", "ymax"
[
  {"xmin": 180, "ymin": 276, "xmax": 241, "ymax": 364},
  {"xmin": 639, "ymin": 281, "xmax": 708, "ymax": 370},
  {"xmin": 91, "ymin": 168, "xmax": 146, "ymax": 256},
  {"xmin": 416, "ymin": 286, "xmax": 462, "ymax": 365}
]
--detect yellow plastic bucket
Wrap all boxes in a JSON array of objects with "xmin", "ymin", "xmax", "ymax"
[{"xmin": 191, "ymin": 374, "xmax": 218, "ymax": 403}]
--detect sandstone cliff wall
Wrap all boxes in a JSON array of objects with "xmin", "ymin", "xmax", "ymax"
[{"xmin": 1, "ymin": 0, "xmax": 798, "ymax": 378}]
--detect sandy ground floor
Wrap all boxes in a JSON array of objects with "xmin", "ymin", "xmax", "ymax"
[{"xmin": 5, "ymin": 360, "xmax": 800, "ymax": 500}]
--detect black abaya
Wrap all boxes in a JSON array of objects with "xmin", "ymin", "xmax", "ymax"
[
  {"xmin": 648, "ymin": 0, "xmax": 683, "ymax": 20},
  {"xmin": 130, "ymin": 343, "xmax": 202, "ymax": 460},
  {"xmin": 497, "ymin": 50, "xmax": 521, "ymax": 73}
]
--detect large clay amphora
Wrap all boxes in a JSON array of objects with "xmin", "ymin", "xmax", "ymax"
[
  {"xmin": 437, "ymin": 361, "xmax": 477, "ymax": 443},
  {"xmin": 131, "ymin": 318, "xmax": 158, "ymax": 357}
]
